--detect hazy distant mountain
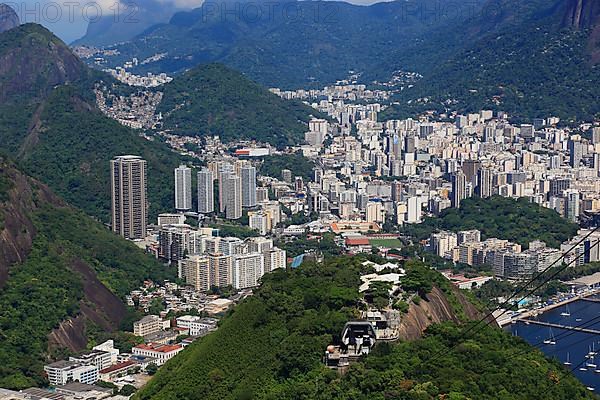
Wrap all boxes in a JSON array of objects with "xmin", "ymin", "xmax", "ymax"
[
  {"xmin": 383, "ymin": 0, "xmax": 600, "ymax": 121},
  {"xmin": 0, "ymin": 3, "xmax": 19, "ymax": 34},
  {"xmin": 99, "ymin": 0, "xmax": 600, "ymax": 120},
  {"xmin": 72, "ymin": 0, "xmax": 187, "ymax": 47},
  {"xmin": 105, "ymin": 0, "xmax": 487, "ymax": 88}
]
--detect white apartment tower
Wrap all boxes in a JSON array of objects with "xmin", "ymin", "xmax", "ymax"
[
  {"xmin": 451, "ymin": 170, "xmax": 467, "ymax": 208},
  {"xmin": 174, "ymin": 165, "xmax": 192, "ymax": 211},
  {"xmin": 111, "ymin": 155, "xmax": 148, "ymax": 239},
  {"xmin": 198, "ymin": 168, "xmax": 215, "ymax": 214},
  {"xmin": 241, "ymin": 165, "xmax": 257, "ymax": 207},
  {"xmin": 223, "ymin": 174, "xmax": 243, "ymax": 220}
]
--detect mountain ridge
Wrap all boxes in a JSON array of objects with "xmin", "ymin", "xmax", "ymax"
[
  {"xmin": 0, "ymin": 158, "xmax": 172, "ymax": 389},
  {"xmin": 158, "ymin": 63, "xmax": 318, "ymax": 146},
  {"xmin": 0, "ymin": 3, "xmax": 18, "ymax": 34},
  {"xmin": 0, "ymin": 24, "xmax": 184, "ymax": 222}
]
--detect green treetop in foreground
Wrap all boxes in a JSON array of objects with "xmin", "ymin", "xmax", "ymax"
[{"xmin": 135, "ymin": 257, "xmax": 591, "ymax": 400}]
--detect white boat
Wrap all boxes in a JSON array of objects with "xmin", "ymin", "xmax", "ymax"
[
  {"xmin": 580, "ymin": 367, "xmax": 589, "ymax": 371},
  {"xmin": 564, "ymin": 352, "xmax": 572, "ymax": 366},
  {"xmin": 587, "ymin": 387, "xmax": 595, "ymax": 392},
  {"xmin": 589, "ymin": 343, "xmax": 597, "ymax": 357},
  {"xmin": 543, "ymin": 328, "xmax": 557, "ymax": 345},
  {"xmin": 560, "ymin": 305, "xmax": 571, "ymax": 317},
  {"xmin": 587, "ymin": 353, "xmax": 597, "ymax": 369},
  {"xmin": 576, "ymin": 318, "xmax": 583, "ymax": 322}
]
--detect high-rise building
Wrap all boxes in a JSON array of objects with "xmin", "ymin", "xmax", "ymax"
[
  {"xmin": 406, "ymin": 196, "xmax": 421, "ymax": 224},
  {"xmin": 462, "ymin": 160, "xmax": 480, "ymax": 185},
  {"xmin": 223, "ymin": 174, "xmax": 242, "ymax": 220},
  {"xmin": 208, "ymin": 254, "xmax": 233, "ymax": 288},
  {"xmin": 256, "ymin": 187, "xmax": 269, "ymax": 203},
  {"xmin": 198, "ymin": 168, "xmax": 215, "ymax": 214},
  {"xmin": 451, "ymin": 170, "xmax": 467, "ymax": 208},
  {"xmin": 241, "ymin": 165, "xmax": 257, "ymax": 207},
  {"xmin": 232, "ymin": 253, "xmax": 265, "ymax": 289},
  {"xmin": 264, "ymin": 248, "xmax": 286, "ymax": 273},
  {"xmin": 592, "ymin": 127, "xmax": 600, "ymax": 145},
  {"xmin": 476, "ymin": 167, "xmax": 493, "ymax": 198},
  {"xmin": 568, "ymin": 139, "xmax": 584, "ymax": 167},
  {"xmin": 366, "ymin": 200, "xmax": 385, "ymax": 224},
  {"xmin": 564, "ymin": 189, "xmax": 580, "ymax": 223},
  {"xmin": 174, "ymin": 165, "xmax": 192, "ymax": 211},
  {"xmin": 179, "ymin": 255, "xmax": 210, "ymax": 291},
  {"xmin": 248, "ymin": 211, "xmax": 269, "ymax": 235},
  {"xmin": 111, "ymin": 155, "xmax": 148, "ymax": 239},
  {"xmin": 281, "ymin": 169, "xmax": 292, "ymax": 183},
  {"xmin": 218, "ymin": 164, "xmax": 235, "ymax": 213}
]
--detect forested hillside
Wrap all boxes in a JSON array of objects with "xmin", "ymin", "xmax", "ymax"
[
  {"xmin": 384, "ymin": 0, "xmax": 600, "ymax": 121},
  {"xmin": 135, "ymin": 257, "xmax": 591, "ymax": 400},
  {"xmin": 0, "ymin": 159, "xmax": 173, "ymax": 389},
  {"xmin": 158, "ymin": 64, "xmax": 317, "ymax": 147},
  {"xmin": 0, "ymin": 24, "xmax": 184, "ymax": 222},
  {"xmin": 402, "ymin": 196, "xmax": 578, "ymax": 248}
]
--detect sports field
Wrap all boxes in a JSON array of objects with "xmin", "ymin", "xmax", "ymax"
[{"xmin": 368, "ymin": 238, "xmax": 402, "ymax": 248}]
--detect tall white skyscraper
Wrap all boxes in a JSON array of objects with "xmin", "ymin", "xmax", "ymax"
[
  {"xmin": 111, "ymin": 155, "xmax": 147, "ymax": 240},
  {"xmin": 197, "ymin": 168, "xmax": 215, "ymax": 214},
  {"xmin": 218, "ymin": 164, "xmax": 235, "ymax": 213},
  {"xmin": 174, "ymin": 165, "xmax": 192, "ymax": 211},
  {"xmin": 406, "ymin": 196, "xmax": 421, "ymax": 224},
  {"xmin": 241, "ymin": 165, "xmax": 257, "ymax": 207},
  {"xmin": 223, "ymin": 174, "xmax": 242, "ymax": 220}
]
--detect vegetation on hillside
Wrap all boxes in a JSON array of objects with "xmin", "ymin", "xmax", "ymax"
[
  {"xmin": 0, "ymin": 199, "xmax": 173, "ymax": 388},
  {"xmin": 158, "ymin": 64, "xmax": 316, "ymax": 147},
  {"xmin": 135, "ymin": 256, "xmax": 591, "ymax": 400},
  {"xmin": 402, "ymin": 196, "xmax": 577, "ymax": 249},
  {"xmin": 276, "ymin": 233, "xmax": 342, "ymax": 258},
  {"xmin": 135, "ymin": 257, "xmax": 363, "ymax": 400},
  {"xmin": 17, "ymin": 85, "xmax": 184, "ymax": 223},
  {"xmin": 384, "ymin": 0, "xmax": 600, "ymax": 121},
  {"xmin": 0, "ymin": 24, "xmax": 189, "ymax": 223}
]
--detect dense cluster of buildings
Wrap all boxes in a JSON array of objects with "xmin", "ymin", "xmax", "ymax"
[
  {"xmin": 105, "ymin": 66, "xmax": 173, "ymax": 88},
  {"xmin": 96, "ymin": 87, "xmax": 163, "ymax": 130},
  {"xmin": 429, "ymin": 228, "xmax": 600, "ymax": 280}
]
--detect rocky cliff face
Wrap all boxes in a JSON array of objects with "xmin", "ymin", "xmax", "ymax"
[
  {"xmin": 397, "ymin": 286, "xmax": 484, "ymax": 341},
  {"xmin": 0, "ymin": 24, "xmax": 88, "ymax": 102},
  {"xmin": 562, "ymin": 0, "xmax": 600, "ymax": 29},
  {"xmin": 562, "ymin": 0, "xmax": 600, "ymax": 62},
  {"xmin": 0, "ymin": 160, "xmax": 126, "ymax": 352},
  {"xmin": 0, "ymin": 4, "xmax": 19, "ymax": 33},
  {"xmin": 0, "ymin": 162, "xmax": 61, "ymax": 286}
]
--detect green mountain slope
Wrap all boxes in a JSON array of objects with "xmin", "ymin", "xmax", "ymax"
[
  {"xmin": 0, "ymin": 159, "xmax": 172, "ymax": 389},
  {"xmin": 158, "ymin": 63, "xmax": 317, "ymax": 146},
  {"xmin": 104, "ymin": 0, "xmax": 486, "ymax": 88},
  {"xmin": 135, "ymin": 257, "xmax": 591, "ymax": 400},
  {"xmin": 402, "ymin": 196, "xmax": 578, "ymax": 249},
  {"xmin": 0, "ymin": 24, "xmax": 184, "ymax": 222},
  {"xmin": 106, "ymin": 0, "xmax": 600, "ymax": 119},
  {"xmin": 384, "ymin": 0, "xmax": 600, "ymax": 121}
]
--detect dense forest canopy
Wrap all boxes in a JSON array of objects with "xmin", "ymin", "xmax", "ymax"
[
  {"xmin": 135, "ymin": 257, "xmax": 591, "ymax": 400},
  {"xmin": 402, "ymin": 196, "xmax": 578, "ymax": 248}
]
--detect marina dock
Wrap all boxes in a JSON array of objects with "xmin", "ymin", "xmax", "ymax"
[{"xmin": 518, "ymin": 319, "xmax": 600, "ymax": 335}]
